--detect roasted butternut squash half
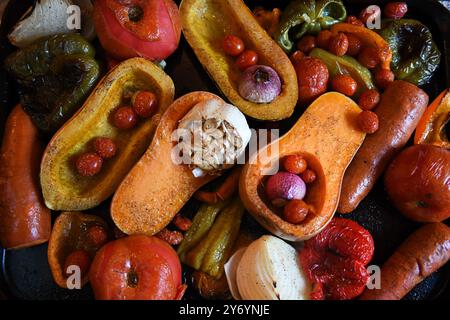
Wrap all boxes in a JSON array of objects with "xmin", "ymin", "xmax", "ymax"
[
  {"xmin": 111, "ymin": 92, "xmax": 231, "ymax": 236},
  {"xmin": 239, "ymin": 92, "xmax": 366, "ymax": 241},
  {"xmin": 179, "ymin": 0, "xmax": 298, "ymax": 121},
  {"xmin": 41, "ymin": 58, "xmax": 175, "ymax": 211}
]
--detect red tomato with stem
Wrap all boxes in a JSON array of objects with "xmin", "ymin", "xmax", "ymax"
[
  {"xmin": 89, "ymin": 235, "xmax": 185, "ymax": 300},
  {"xmin": 93, "ymin": 0, "xmax": 181, "ymax": 61}
]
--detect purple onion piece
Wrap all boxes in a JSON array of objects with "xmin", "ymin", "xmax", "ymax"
[
  {"xmin": 265, "ymin": 172, "xmax": 306, "ymax": 202},
  {"xmin": 238, "ymin": 65, "xmax": 281, "ymax": 104}
]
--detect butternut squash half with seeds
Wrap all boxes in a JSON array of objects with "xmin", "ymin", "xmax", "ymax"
[{"xmin": 179, "ymin": 0, "xmax": 298, "ymax": 121}]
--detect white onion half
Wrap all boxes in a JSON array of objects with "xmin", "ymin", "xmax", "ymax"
[{"xmin": 225, "ymin": 235, "xmax": 311, "ymax": 300}]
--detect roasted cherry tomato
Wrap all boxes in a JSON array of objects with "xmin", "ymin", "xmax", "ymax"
[
  {"xmin": 346, "ymin": 15, "xmax": 364, "ymax": 27},
  {"xmin": 132, "ymin": 91, "xmax": 158, "ymax": 118},
  {"xmin": 297, "ymin": 35, "xmax": 316, "ymax": 54},
  {"xmin": 301, "ymin": 169, "xmax": 317, "ymax": 184},
  {"xmin": 358, "ymin": 47, "xmax": 380, "ymax": 69},
  {"xmin": 76, "ymin": 153, "xmax": 103, "ymax": 177},
  {"xmin": 316, "ymin": 30, "xmax": 333, "ymax": 49},
  {"xmin": 236, "ymin": 50, "xmax": 259, "ymax": 70},
  {"xmin": 295, "ymin": 57, "xmax": 329, "ymax": 105},
  {"xmin": 331, "ymin": 75, "xmax": 358, "ymax": 97},
  {"xmin": 358, "ymin": 110, "xmax": 379, "ymax": 134},
  {"xmin": 64, "ymin": 249, "xmax": 91, "ymax": 277},
  {"xmin": 384, "ymin": 2, "xmax": 408, "ymax": 19},
  {"xmin": 87, "ymin": 225, "xmax": 109, "ymax": 248},
  {"xmin": 283, "ymin": 200, "xmax": 309, "ymax": 224},
  {"xmin": 374, "ymin": 69, "xmax": 395, "ymax": 89},
  {"xmin": 358, "ymin": 89, "xmax": 380, "ymax": 110},
  {"xmin": 112, "ymin": 106, "xmax": 138, "ymax": 130},
  {"xmin": 283, "ymin": 155, "xmax": 307, "ymax": 174},
  {"xmin": 328, "ymin": 32, "xmax": 348, "ymax": 57},
  {"xmin": 222, "ymin": 35, "xmax": 245, "ymax": 57},
  {"xmin": 346, "ymin": 34, "xmax": 362, "ymax": 56},
  {"xmin": 93, "ymin": 137, "xmax": 117, "ymax": 159}
]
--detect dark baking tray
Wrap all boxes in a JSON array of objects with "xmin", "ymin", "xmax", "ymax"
[{"xmin": 0, "ymin": 0, "xmax": 449, "ymax": 300}]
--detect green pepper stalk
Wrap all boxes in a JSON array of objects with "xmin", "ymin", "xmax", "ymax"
[
  {"xmin": 5, "ymin": 33, "xmax": 100, "ymax": 133},
  {"xmin": 310, "ymin": 48, "xmax": 375, "ymax": 97},
  {"xmin": 274, "ymin": 0, "xmax": 347, "ymax": 52},
  {"xmin": 378, "ymin": 19, "xmax": 441, "ymax": 86}
]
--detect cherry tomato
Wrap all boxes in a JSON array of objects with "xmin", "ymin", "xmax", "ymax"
[
  {"xmin": 346, "ymin": 15, "xmax": 364, "ymax": 27},
  {"xmin": 76, "ymin": 153, "xmax": 103, "ymax": 177},
  {"xmin": 346, "ymin": 34, "xmax": 362, "ymax": 56},
  {"xmin": 301, "ymin": 169, "xmax": 316, "ymax": 184},
  {"xmin": 328, "ymin": 33, "xmax": 348, "ymax": 57},
  {"xmin": 236, "ymin": 50, "xmax": 259, "ymax": 70},
  {"xmin": 358, "ymin": 47, "xmax": 380, "ymax": 69},
  {"xmin": 112, "ymin": 106, "xmax": 138, "ymax": 130},
  {"xmin": 358, "ymin": 89, "xmax": 380, "ymax": 110},
  {"xmin": 64, "ymin": 249, "xmax": 91, "ymax": 277},
  {"xmin": 87, "ymin": 225, "xmax": 109, "ymax": 248},
  {"xmin": 132, "ymin": 91, "xmax": 158, "ymax": 118},
  {"xmin": 284, "ymin": 200, "xmax": 310, "ymax": 224},
  {"xmin": 93, "ymin": 137, "xmax": 117, "ymax": 159},
  {"xmin": 283, "ymin": 155, "xmax": 307, "ymax": 174},
  {"xmin": 290, "ymin": 50, "xmax": 305, "ymax": 65},
  {"xmin": 384, "ymin": 2, "xmax": 408, "ymax": 19},
  {"xmin": 331, "ymin": 75, "xmax": 358, "ymax": 97},
  {"xmin": 358, "ymin": 110, "xmax": 379, "ymax": 134},
  {"xmin": 222, "ymin": 35, "xmax": 245, "ymax": 57},
  {"xmin": 316, "ymin": 30, "xmax": 333, "ymax": 49},
  {"xmin": 374, "ymin": 69, "xmax": 395, "ymax": 89},
  {"xmin": 297, "ymin": 35, "xmax": 316, "ymax": 54}
]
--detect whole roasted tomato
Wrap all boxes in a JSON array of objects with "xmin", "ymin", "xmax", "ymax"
[
  {"xmin": 294, "ymin": 57, "xmax": 329, "ymax": 105},
  {"xmin": 384, "ymin": 144, "xmax": 450, "ymax": 222},
  {"xmin": 93, "ymin": 0, "xmax": 181, "ymax": 61},
  {"xmin": 89, "ymin": 235, "xmax": 186, "ymax": 300}
]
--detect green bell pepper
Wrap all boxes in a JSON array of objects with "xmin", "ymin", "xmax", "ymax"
[
  {"xmin": 378, "ymin": 19, "xmax": 441, "ymax": 86},
  {"xmin": 275, "ymin": 0, "xmax": 347, "ymax": 52},
  {"xmin": 4, "ymin": 33, "xmax": 100, "ymax": 133},
  {"xmin": 310, "ymin": 48, "xmax": 375, "ymax": 97}
]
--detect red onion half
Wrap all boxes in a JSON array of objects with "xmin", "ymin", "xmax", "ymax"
[{"xmin": 238, "ymin": 65, "xmax": 281, "ymax": 103}]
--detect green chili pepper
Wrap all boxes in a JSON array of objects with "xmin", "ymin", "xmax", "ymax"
[
  {"xmin": 177, "ymin": 201, "xmax": 228, "ymax": 261},
  {"xmin": 4, "ymin": 33, "xmax": 100, "ymax": 133},
  {"xmin": 181, "ymin": 198, "xmax": 244, "ymax": 279},
  {"xmin": 310, "ymin": 48, "xmax": 375, "ymax": 97},
  {"xmin": 275, "ymin": 0, "xmax": 347, "ymax": 52},
  {"xmin": 200, "ymin": 198, "xmax": 244, "ymax": 278},
  {"xmin": 378, "ymin": 19, "xmax": 440, "ymax": 86}
]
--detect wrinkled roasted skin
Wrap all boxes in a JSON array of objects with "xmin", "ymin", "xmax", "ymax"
[
  {"xmin": 0, "ymin": 105, "xmax": 51, "ymax": 249},
  {"xmin": 378, "ymin": 19, "xmax": 440, "ymax": 86},
  {"xmin": 384, "ymin": 145, "xmax": 450, "ymax": 222},
  {"xmin": 360, "ymin": 223, "xmax": 450, "ymax": 300},
  {"xmin": 275, "ymin": 0, "xmax": 347, "ymax": 52},
  {"xmin": 4, "ymin": 34, "xmax": 100, "ymax": 133},
  {"xmin": 338, "ymin": 81, "xmax": 428, "ymax": 213}
]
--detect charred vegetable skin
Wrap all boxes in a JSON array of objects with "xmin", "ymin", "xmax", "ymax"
[
  {"xmin": 5, "ymin": 34, "xmax": 100, "ymax": 133},
  {"xmin": 178, "ymin": 199, "xmax": 244, "ymax": 279},
  {"xmin": 275, "ymin": 0, "xmax": 347, "ymax": 52},
  {"xmin": 378, "ymin": 19, "xmax": 440, "ymax": 86}
]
